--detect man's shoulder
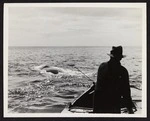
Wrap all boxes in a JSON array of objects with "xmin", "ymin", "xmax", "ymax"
[
  {"xmin": 99, "ymin": 62, "xmax": 108, "ymax": 69},
  {"xmin": 120, "ymin": 65, "xmax": 128, "ymax": 73},
  {"xmin": 98, "ymin": 62, "xmax": 109, "ymax": 74},
  {"xmin": 100, "ymin": 62, "xmax": 108, "ymax": 66}
]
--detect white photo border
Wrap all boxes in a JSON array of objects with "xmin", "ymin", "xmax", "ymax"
[{"xmin": 4, "ymin": 3, "xmax": 147, "ymax": 117}]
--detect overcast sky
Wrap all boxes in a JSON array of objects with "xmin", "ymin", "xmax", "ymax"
[{"xmin": 8, "ymin": 6, "xmax": 143, "ymax": 46}]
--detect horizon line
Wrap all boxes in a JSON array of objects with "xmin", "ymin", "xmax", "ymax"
[{"xmin": 8, "ymin": 45, "xmax": 142, "ymax": 47}]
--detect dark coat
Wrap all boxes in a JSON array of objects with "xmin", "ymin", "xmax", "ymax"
[{"xmin": 93, "ymin": 60, "xmax": 133, "ymax": 113}]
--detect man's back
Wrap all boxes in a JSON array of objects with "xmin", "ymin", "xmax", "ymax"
[
  {"xmin": 94, "ymin": 61, "xmax": 123, "ymax": 112},
  {"xmin": 93, "ymin": 46, "xmax": 133, "ymax": 113}
]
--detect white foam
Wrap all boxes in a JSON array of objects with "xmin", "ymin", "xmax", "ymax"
[{"xmin": 33, "ymin": 65, "xmax": 82, "ymax": 76}]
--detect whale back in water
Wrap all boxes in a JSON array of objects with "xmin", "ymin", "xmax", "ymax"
[
  {"xmin": 46, "ymin": 69, "xmax": 59, "ymax": 74},
  {"xmin": 34, "ymin": 65, "xmax": 65, "ymax": 74},
  {"xmin": 33, "ymin": 64, "xmax": 83, "ymax": 76}
]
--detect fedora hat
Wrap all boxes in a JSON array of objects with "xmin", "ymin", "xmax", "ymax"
[{"xmin": 107, "ymin": 46, "xmax": 126, "ymax": 58}]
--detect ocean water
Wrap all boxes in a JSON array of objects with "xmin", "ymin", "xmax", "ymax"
[{"xmin": 8, "ymin": 46, "xmax": 142, "ymax": 113}]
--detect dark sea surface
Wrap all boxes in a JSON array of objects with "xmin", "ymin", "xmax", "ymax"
[{"xmin": 8, "ymin": 46, "xmax": 142, "ymax": 113}]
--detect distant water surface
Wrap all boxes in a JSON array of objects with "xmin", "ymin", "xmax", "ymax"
[{"xmin": 8, "ymin": 46, "xmax": 142, "ymax": 113}]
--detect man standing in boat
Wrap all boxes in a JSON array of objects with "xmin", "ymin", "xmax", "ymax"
[{"xmin": 93, "ymin": 46, "xmax": 134, "ymax": 113}]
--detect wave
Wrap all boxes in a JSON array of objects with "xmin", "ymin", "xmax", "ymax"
[{"xmin": 55, "ymin": 95, "xmax": 75, "ymax": 99}]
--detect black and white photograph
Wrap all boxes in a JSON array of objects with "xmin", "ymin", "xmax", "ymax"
[{"xmin": 4, "ymin": 3, "xmax": 146, "ymax": 117}]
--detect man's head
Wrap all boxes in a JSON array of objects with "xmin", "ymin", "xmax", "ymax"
[{"xmin": 108, "ymin": 46, "xmax": 126, "ymax": 61}]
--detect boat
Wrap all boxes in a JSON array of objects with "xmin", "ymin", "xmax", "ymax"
[{"xmin": 61, "ymin": 84, "xmax": 141, "ymax": 113}]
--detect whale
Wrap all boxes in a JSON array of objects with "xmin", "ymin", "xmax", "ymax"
[
  {"xmin": 46, "ymin": 69, "xmax": 59, "ymax": 74},
  {"xmin": 45, "ymin": 67, "xmax": 65, "ymax": 74},
  {"xmin": 33, "ymin": 65, "xmax": 85, "ymax": 76}
]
